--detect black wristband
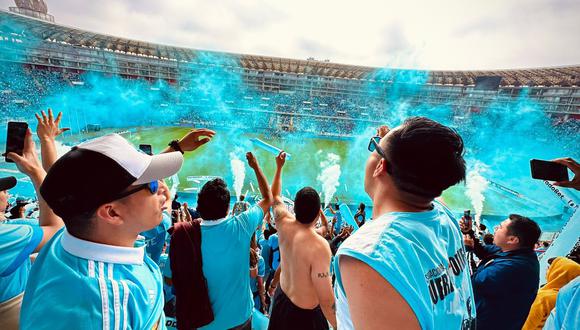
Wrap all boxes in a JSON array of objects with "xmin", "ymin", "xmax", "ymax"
[{"xmin": 169, "ymin": 140, "xmax": 184, "ymax": 154}]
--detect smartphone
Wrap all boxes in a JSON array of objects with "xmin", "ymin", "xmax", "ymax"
[
  {"xmin": 463, "ymin": 210, "xmax": 472, "ymax": 227},
  {"xmin": 139, "ymin": 144, "xmax": 153, "ymax": 156},
  {"xmin": 5, "ymin": 122, "xmax": 28, "ymax": 163},
  {"xmin": 530, "ymin": 159, "xmax": 569, "ymax": 182}
]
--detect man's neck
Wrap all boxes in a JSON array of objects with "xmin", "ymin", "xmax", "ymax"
[
  {"xmin": 372, "ymin": 194, "xmax": 433, "ymax": 219},
  {"xmin": 77, "ymin": 230, "xmax": 138, "ymax": 248}
]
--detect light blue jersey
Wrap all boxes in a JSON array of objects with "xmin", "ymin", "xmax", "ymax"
[
  {"xmin": 0, "ymin": 223, "xmax": 42, "ymax": 302},
  {"xmin": 250, "ymin": 255, "xmax": 266, "ymax": 293},
  {"xmin": 199, "ymin": 205, "xmax": 263, "ymax": 330},
  {"xmin": 251, "ymin": 255, "xmax": 266, "ymax": 310},
  {"xmin": 268, "ymin": 233, "xmax": 280, "ymax": 270},
  {"xmin": 21, "ymin": 229, "xmax": 166, "ymax": 330},
  {"xmin": 334, "ymin": 202, "xmax": 476, "ymax": 330},
  {"xmin": 543, "ymin": 276, "xmax": 580, "ymax": 330},
  {"xmin": 141, "ymin": 212, "xmax": 172, "ymax": 264}
]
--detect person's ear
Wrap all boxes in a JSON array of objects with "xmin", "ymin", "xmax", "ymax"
[
  {"xmin": 95, "ymin": 203, "xmax": 124, "ymax": 226},
  {"xmin": 508, "ymin": 235, "xmax": 520, "ymax": 246},
  {"xmin": 373, "ymin": 158, "xmax": 388, "ymax": 177}
]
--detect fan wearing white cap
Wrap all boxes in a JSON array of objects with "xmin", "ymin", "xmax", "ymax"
[
  {"xmin": 20, "ymin": 128, "xmax": 215, "ymax": 330},
  {"xmin": 1, "ymin": 115, "xmax": 65, "ymax": 330}
]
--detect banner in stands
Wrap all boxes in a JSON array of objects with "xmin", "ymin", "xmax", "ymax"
[{"xmin": 538, "ymin": 181, "xmax": 579, "ymax": 286}]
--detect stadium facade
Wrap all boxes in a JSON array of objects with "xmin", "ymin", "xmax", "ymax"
[{"xmin": 0, "ymin": 3, "xmax": 579, "ymax": 135}]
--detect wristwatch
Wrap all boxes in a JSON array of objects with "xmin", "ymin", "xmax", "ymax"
[{"xmin": 168, "ymin": 140, "xmax": 184, "ymax": 154}]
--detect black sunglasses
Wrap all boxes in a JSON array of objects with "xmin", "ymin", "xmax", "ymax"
[{"xmin": 113, "ymin": 181, "xmax": 159, "ymax": 201}]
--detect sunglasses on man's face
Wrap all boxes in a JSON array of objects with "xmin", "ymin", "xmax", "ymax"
[
  {"xmin": 114, "ymin": 181, "xmax": 159, "ymax": 201},
  {"xmin": 368, "ymin": 136, "xmax": 387, "ymax": 159}
]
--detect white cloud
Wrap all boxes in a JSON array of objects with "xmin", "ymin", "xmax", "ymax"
[{"xmin": 1, "ymin": 0, "xmax": 578, "ymax": 70}]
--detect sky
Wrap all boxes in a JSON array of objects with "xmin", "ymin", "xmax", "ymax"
[{"xmin": 1, "ymin": 0, "xmax": 579, "ymax": 70}]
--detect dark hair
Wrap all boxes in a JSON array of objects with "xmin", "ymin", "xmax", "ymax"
[
  {"xmin": 240, "ymin": 195, "xmax": 245, "ymax": 201},
  {"xmin": 483, "ymin": 234, "xmax": 494, "ymax": 245},
  {"xmin": 542, "ymin": 241, "xmax": 550, "ymax": 248},
  {"xmin": 294, "ymin": 187, "xmax": 321, "ymax": 224},
  {"xmin": 63, "ymin": 208, "xmax": 97, "ymax": 239},
  {"xmin": 8, "ymin": 203, "xmax": 26, "ymax": 219},
  {"xmin": 507, "ymin": 214, "xmax": 541, "ymax": 249},
  {"xmin": 197, "ymin": 178, "xmax": 230, "ymax": 220},
  {"xmin": 359, "ymin": 203, "xmax": 365, "ymax": 211},
  {"xmin": 479, "ymin": 224, "xmax": 487, "ymax": 231},
  {"xmin": 384, "ymin": 117, "xmax": 466, "ymax": 199}
]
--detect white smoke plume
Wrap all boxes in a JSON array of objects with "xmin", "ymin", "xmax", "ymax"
[
  {"xmin": 465, "ymin": 161, "xmax": 489, "ymax": 225},
  {"xmin": 230, "ymin": 152, "xmax": 246, "ymax": 200},
  {"xmin": 317, "ymin": 152, "xmax": 341, "ymax": 207}
]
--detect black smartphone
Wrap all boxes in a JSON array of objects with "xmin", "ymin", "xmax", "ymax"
[
  {"xmin": 5, "ymin": 122, "xmax": 28, "ymax": 163},
  {"xmin": 530, "ymin": 159, "xmax": 569, "ymax": 182},
  {"xmin": 139, "ymin": 144, "xmax": 153, "ymax": 156}
]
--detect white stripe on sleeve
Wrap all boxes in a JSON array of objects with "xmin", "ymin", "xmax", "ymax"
[
  {"xmin": 121, "ymin": 280, "xmax": 129, "ymax": 330},
  {"xmin": 88, "ymin": 260, "xmax": 95, "ymax": 278},
  {"xmin": 111, "ymin": 278, "xmax": 121, "ymax": 330},
  {"xmin": 98, "ymin": 262, "xmax": 110, "ymax": 330}
]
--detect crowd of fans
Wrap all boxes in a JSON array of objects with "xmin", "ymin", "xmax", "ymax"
[{"xmin": 1, "ymin": 110, "xmax": 579, "ymax": 330}]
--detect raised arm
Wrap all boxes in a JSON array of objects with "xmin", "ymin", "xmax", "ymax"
[
  {"xmin": 270, "ymin": 152, "xmax": 295, "ymax": 229},
  {"xmin": 271, "ymin": 151, "xmax": 286, "ymax": 198},
  {"xmin": 311, "ymin": 243, "xmax": 337, "ymax": 329},
  {"xmin": 246, "ymin": 152, "xmax": 273, "ymax": 214},
  {"xmin": 162, "ymin": 128, "xmax": 216, "ymax": 154},
  {"xmin": 7, "ymin": 129, "xmax": 64, "ymax": 252},
  {"xmin": 35, "ymin": 109, "xmax": 69, "ymax": 171},
  {"xmin": 315, "ymin": 208, "xmax": 329, "ymax": 237}
]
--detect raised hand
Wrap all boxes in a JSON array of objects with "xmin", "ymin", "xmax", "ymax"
[
  {"xmin": 552, "ymin": 157, "xmax": 580, "ymax": 191},
  {"xmin": 276, "ymin": 151, "xmax": 286, "ymax": 169},
  {"xmin": 246, "ymin": 152, "xmax": 259, "ymax": 169},
  {"xmin": 377, "ymin": 125, "xmax": 390, "ymax": 138},
  {"xmin": 176, "ymin": 128, "xmax": 216, "ymax": 152},
  {"xmin": 6, "ymin": 129, "xmax": 44, "ymax": 177},
  {"xmin": 35, "ymin": 108, "xmax": 70, "ymax": 140}
]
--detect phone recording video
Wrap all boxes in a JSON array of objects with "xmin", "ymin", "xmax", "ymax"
[
  {"xmin": 139, "ymin": 144, "xmax": 153, "ymax": 156},
  {"xmin": 5, "ymin": 122, "xmax": 28, "ymax": 163},
  {"xmin": 530, "ymin": 159, "xmax": 569, "ymax": 182}
]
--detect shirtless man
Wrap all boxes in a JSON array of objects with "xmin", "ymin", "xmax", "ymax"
[{"xmin": 268, "ymin": 152, "xmax": 336, "ymax": 330}]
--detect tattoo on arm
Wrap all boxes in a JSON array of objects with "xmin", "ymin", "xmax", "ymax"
[
  {"xmin": 317, "ymin": 272, "xmax": 330, "ymax": 279},
  {"xmin": 331, "ymin": 303, "xmax": 336, "ymax": 311}
]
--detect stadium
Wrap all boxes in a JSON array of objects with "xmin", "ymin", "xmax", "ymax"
[{"xmin": 0, "ymin": 1, "xmax": 579, "ymax": 329}]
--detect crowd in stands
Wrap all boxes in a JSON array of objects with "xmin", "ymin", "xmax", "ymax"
[{"xmin": 1, "ymin": 110, "xmax": 580, "ymax": 330}]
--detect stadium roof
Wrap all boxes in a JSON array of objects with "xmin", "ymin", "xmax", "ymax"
[{"xmin": 2, "ymin": 9, "xmax": 579, "ymax": 87}]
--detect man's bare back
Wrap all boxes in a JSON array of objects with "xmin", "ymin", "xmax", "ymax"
[
  {"xmin": 278, "ymin": 215, "xmax": 332, "ymax": 309},
  {"xmin": 268, "ymin": 152, "xmax": 336, "ymax": 329}
]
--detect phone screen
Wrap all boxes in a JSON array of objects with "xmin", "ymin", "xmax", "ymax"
[
  {"xmin": 5, "ymin": 122, "xmax": 28, "ymax": 163},
  {"xmin": 530, "ymin": 159, "xmax": 569, "ymax": 182},
  {"xmin": 139, "ymin": 144, "xmax": 153, "ymax": 156}
]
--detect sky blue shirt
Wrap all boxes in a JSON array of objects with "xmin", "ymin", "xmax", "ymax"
[
  {"xmin": 333, "ymin": 211, "xmax": 343, "ymax": 234},
  {"xmin": 21, "ymin": 229, "xmax": 166, "ymax": 330},
  {"xmin": 0, "ymin": 223, "xmax": 42, "ymax": 302},
  {"xmin": 268, "ymin": 233, "xmax": 280, "ymax": 270},
  {"xmin": 334, "ymin": 202, "xmax": 476, "ymax": 330},
  {"xmin": 259, "ymin": 237, "xmax": 272, "ymax": 276},
  {"xmin": 250, "ymin": 254, "xmax": 265, "ymax": 293},
  {"xmin": 199, "ymin": 205, "xmax": 263, "ymax": 330},
  {"xmin": 140, "ymin": 212, "xmax": 172, "ymax": 264},
  {"xmin": 543, "ymin": 276, "xmax": 580, "ymax": 330}
]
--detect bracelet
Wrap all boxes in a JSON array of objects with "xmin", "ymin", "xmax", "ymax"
[{"xmin": 168, "ymin": 140, "xmax": 184, "ymax": 154}]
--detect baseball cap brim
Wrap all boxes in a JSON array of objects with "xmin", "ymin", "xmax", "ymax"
[
  {"xmin": 134, "ymin": 151, "xmax": 184, "ymax": 185},
  {"xmin": 0, "ymin": 176, "xmax": 17, "ymax": 191}
]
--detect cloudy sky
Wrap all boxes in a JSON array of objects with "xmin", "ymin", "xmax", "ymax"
[{"xmin": 2, "ymin": 0, "xmax": 579, "ymax": 70}]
